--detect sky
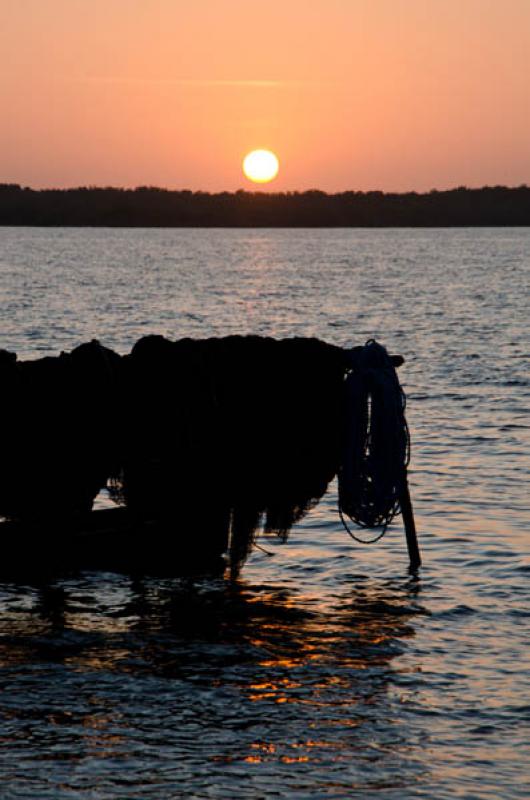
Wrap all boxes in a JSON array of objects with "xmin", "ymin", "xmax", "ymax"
[{"xmin": 1, "ymin": 0, "xmax": 529, "ymax": 192}]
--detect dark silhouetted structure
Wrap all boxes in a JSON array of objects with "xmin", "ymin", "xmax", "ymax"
[
  {"xmin": 0, "ymin": 341, "xmax": 121, "ymax": 523},
  {"xmin": 0, "ymin": 336, "xmax": 418, "ymax": 574}
]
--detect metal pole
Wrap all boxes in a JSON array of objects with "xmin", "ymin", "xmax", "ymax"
[{"xmin": 400, "ymin": 478, "xmax": 421, "ymax": 570}]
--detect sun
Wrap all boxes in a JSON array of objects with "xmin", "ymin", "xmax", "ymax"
[{"xmin": 243, "ymin": 149, "xmax": 279, "ymax": 184}]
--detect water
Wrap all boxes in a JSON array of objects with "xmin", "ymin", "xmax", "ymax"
[{"xmin": 0, "ymin": 227, "xmax": 529, "ymax": 799}]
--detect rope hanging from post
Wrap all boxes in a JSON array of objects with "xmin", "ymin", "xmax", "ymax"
[{"xmin": 338, "ymin": 339, "xmax": 410, "ymax": 543}]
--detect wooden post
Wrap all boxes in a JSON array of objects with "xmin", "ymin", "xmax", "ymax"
[{"xmin": 400, "ymin": 478, "xmax": 421, "ymax": 570}]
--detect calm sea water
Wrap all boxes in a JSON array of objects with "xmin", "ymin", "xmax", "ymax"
[{"xmin": 0, "ymin": 227, "xmax": 528, "ymax": 799}]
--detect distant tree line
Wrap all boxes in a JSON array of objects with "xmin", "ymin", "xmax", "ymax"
[{"xmin": 0, "ymin": 183, "xmax": 529, "ymax": 227}]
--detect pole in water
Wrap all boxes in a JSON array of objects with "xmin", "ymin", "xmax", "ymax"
[{"xmin": 400, "ymin": 479, "xmax": 421, "ymax": 570}]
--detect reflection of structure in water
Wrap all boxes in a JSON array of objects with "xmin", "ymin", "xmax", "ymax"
[
  {"xmin": 0, "ymin": 572, "xmax": 423, "ymax": 678},
  {"xmin": 0, "ymin": 571, "xmax": 425, "ymax": 779}
]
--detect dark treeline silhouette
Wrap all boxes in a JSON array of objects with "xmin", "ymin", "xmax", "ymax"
[{"xmin": 1, "ymin": 183, "xmax": 529, "ymax": 226}]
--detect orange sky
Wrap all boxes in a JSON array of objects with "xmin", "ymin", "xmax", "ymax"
[{"xmin": 1, "ymin": 0, "xmax": 529, "ymax": 191}]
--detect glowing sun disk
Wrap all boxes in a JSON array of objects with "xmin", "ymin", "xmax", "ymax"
[{"xmin": 243, "ymin": 149, "xmax": 279, "ymax": 183}]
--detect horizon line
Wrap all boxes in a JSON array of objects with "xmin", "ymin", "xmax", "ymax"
[{"xmin": 2, "ymin": 182, "xmax": 529, "ymax": 195}]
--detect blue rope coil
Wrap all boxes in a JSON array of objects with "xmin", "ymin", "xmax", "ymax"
[{"xmin": 338, "ymin": 339, "xmax": 410, "ymax": 544}]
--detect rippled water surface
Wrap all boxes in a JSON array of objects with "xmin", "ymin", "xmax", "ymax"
[{"xmin": 0, "ymin": 227, "xmax": 529, "ymax": 799}]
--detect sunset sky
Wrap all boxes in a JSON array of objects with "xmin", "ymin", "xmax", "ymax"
[{"xmin": 2, "ymin": 0, "xmax": 529, "ymax": 192}]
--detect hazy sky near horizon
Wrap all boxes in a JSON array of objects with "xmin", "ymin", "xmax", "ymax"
[{"xmin": 2, "ymin": 0, "xmax": 529, "ymax": 192}]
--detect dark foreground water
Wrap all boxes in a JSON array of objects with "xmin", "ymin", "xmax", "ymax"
[{"xmin": 0, "ymin": 227, "xmax": 529, "ymax": 799}]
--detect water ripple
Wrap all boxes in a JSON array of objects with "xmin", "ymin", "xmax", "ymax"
[{"xmin": 0, "ymin": 227, "xmax": 529, "ymax": 799}]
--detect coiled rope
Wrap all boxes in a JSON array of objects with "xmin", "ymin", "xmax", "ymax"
[{"xmin": 338, "ymin": 339, "xmax": 410, "ymax": 544}]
